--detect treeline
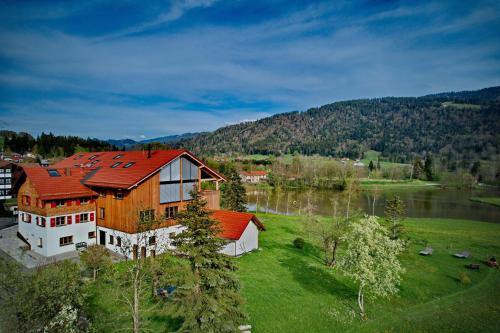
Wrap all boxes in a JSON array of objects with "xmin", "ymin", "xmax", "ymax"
[
  {"xmin": 173, "ymin": 86, "xmax": 500, "ymax": 163},
  {"xmin": 0, "ymin": 131, "xmax": 117, "ymax": 158}
]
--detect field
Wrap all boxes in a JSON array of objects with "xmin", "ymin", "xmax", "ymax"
[
  {"xmin": 360, "ymin": 179, "xmax": 440, "ymax": 190},
  {"xmin": 470, "ymin": 197, "xmax": 500, "ymax": 207},
  {"xmin": 87, "ymin": 214, "xmax": 500, "ymax": 332}
]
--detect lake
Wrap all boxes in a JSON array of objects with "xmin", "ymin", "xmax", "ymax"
[{"xmin": 246, "ymin": 186, "xmax": 500, "ymax": 223}]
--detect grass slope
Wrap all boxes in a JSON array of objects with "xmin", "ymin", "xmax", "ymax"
[
  {"xmin": 470, "ymin": 197, "xmax": 500, "ymax": 207},
  {"xmin": 360, "ymin": 179, "xmax": 440, "ymax": 190},
  {"xmin": 86, "ymin": 215, "xmax": 500, "ymax": 332},
  {"xmin": 237, "ymin": 215, "xmax": 500, "ymax": 333}
]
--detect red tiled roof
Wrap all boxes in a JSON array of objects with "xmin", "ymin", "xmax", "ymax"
[
  {"xmin": 241, "ymin": 170, "xmax": 267, "ymax": 176},
  {"xmin": 211, "ymin": 210, "xmax": 265, "ymax": 240},
  {"xmin": 53, "ymin": 150, "xmax": 224, "ymax": 189},
  {"xmin": 22, "ymin": 166, "xmax": 97, "ymax": 200}
]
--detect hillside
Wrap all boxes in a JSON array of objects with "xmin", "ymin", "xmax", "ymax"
[{"xmin": 173, "ymin": 87, "xmax": 500, "ymax": 162}]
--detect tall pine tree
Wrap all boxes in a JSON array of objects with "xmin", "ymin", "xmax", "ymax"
[
  {"xmin": 424, "ymin": 154, "xmax": 434, "ymax": 181},
  {"xmin": 221, "ymin": 167, "xmax": 247, "ymax": 212},
  {"xmin": 171, "ymin": 191, "xmax": 247, "ymax": 333}
]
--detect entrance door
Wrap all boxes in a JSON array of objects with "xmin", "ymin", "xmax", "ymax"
[
  {"xmin": 141, "ymin": 246, "xmax": 146, "ymax": 258},
  {"xmin": 99, "ymin": 230, "xmax": 106, "ymax": 245}
]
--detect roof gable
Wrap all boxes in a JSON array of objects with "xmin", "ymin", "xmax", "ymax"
[{"xmin": 211, "ymin": 210, "xmax": 265, "ymax": 240}]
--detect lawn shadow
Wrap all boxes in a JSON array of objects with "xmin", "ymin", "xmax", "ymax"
[{"xmin": 280, "ymin": 255, "xmax": 354, "ymax": 300}]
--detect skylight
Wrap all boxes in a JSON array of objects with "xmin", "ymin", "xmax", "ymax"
[
  {"xmin": 88, "ymin": 155, "xmax": 97, "ymax": 160},
  {"xmin": 123, "ymin": 162, "xmax": 135, "ymax": 168},
  {"xmin": 48, "ymin": 169, "xmax": 60, "ymax": 177},
  {"xmin": 111, "ymin": 162, "xmax": 122, "ymax": 168},
  {"xmin": 113, "ymin": 154, "xmax": 123, "ymax": 160}
]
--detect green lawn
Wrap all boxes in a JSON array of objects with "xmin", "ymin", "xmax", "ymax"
[
  {"xmin": 360, "ymin": 179, "xmax": 440, "ymax": 190},
  {"xmin": 470, "ymin": 197, "xmax": 500, "ymax": 207},
  {"xmin": 86, "ymin": 215, "xmax": 500, "ymax": 332}
]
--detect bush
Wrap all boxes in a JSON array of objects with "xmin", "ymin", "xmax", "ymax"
[
  {"xmin": 459, "ymin": 271, "xmax": 471, "ymax": 285},
  {"xmin": 293, "ymin": 238, "xmax": 305, "ymax": 249}
]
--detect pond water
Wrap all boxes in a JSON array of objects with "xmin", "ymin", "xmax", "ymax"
[{"xmin": 246, "ymin": 187, "xmax": 500, "ymax": 223}]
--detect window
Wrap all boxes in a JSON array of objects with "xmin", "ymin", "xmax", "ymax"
[
  {"xmin": 160, "ymin": 183, "xmax": 181, "ymax": 203},
  {"xmin": 169, "ymin": 232, "xmax": 176, "ymax": 240},
  {"xmin": 88, "ymin": 155, "xmax": 97, "ymax": 160},
  {"xmin": 80, "ymin": 213, "xmax": 90, "ymax": 222},
  {"xmin": 5, "ymin": 178, "xmax": 10, "ymax": 185},
  {"xmin": 48, "ymin": 169, "xmax": 60, "ymax": 177},
  {"xmin": 111, "ymin": 162, "xmax": 122, "ymax": 168},
  {"xmin": 56, "ymin": 200, "xmax": 66, "ymax": 207},
  {"xmin": 109, "ymin": 235, "xmax": 114, "ymax": 245},
  {"xmin": 149, "ymin": 236, "xmax": 156, "ymax": 246},
  {"xmin": 182, "ymin": 181, "xmax": 198, "ymax": 201},
  {"xmin": 99, "ymin": 190, "xmax": 107, "ymax": 197},
  {"xmin": 37, "ymin": 217, "xmax": 46, "ymax": 227},
  {"xmin": 99, "ymin": 207, "xmax": 105, "ymax": 219},
  {"xmin": 0, "ymin": 190, "xmax": 4, "ymax": 196},
  {"xmin": 113, "ymin": 154, "xmax": 123, "ymax": 160},
  {"xmin": 23, "ymin": 195, "xmax": 31, "ymax": 205},
  {"xmin": 139, "ymin": 209, "xmax": 155, "ymax": 222},
  {"xmin": 117, "ymin": 236, "xmax": 121, "ymax": 247},
  {"xmin": 165, "ymin": 206, "xmax": 178, "ymax": 219},
  {"xmin": 59, "ymin": 236, "xmax": 73, "ymax": 246},
  {"xmin": 123, "ymin": 162, "xmax": 135, "ymax": 168},
  {"xmin": 80, "ymin": 198, "xmax": 89, "ymax": 204},
  {"xmin": 115, "ymin": 190, "xmax": 123, "ymax": 200},
  {"xmin": 88, "ymin": 231, "xmax": 96, "ymax": 239},
  {"xmin": 38, "ymin": 238, "xmax": 43, "ymax": 248},
  {"xmin": 55, "ymin": 216, "xmax": 66, "ymax": 227}
]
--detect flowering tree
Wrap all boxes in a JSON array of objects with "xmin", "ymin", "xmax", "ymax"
[{"xmin": 339, "ymin": 216, "xmax": 405, "ymax": 318}]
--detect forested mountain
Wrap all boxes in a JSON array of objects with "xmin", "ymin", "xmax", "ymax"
[
  {"xmin": 172, "ymin": 87, "xmax": 500, "ymax": 162},
  {"xmin": 107, "ymin": 132, "xmax": 204, "ymax": 148}
]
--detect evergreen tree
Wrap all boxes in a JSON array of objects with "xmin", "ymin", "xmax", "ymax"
[
  {"xmin": 172, "ymin": 191, "xmax": 247, "ymax": 333},
  {"xmin": 384, "ymin": 196, "xmax": 406, "ymax": 239},
  {"xmin": 413, "ymin": 157, "xmax": 424, "ymax": 179},
  {"xmin": 470, "ymin": 161, "xmax": 481, "ymax": 177},
  {"xmin": 221, "ymin": 167, "xmax": 247, "ymax": 212},
  {"xmin": 376, "ymin": 158, "xmax": 381, "ymax": 170},
  {"xmin": 368, "ymin": 160, "xmax": 375, "ymax": 172},
  {"xmin": 424, "ymin": 154, "xmax": 434, "ymax": 181}
]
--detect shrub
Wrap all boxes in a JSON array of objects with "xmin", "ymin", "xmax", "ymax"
[
  {"xmin": 293, "ymin": 238, "xmax": 305, "ymax": 249},
  {"xmin": 459, "ymin": 271, "xmax": 471, "ymax": 285}
]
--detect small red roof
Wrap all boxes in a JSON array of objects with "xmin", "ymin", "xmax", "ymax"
[
  {"xmin": 53, "ymin": 150, "xmax": 224, "ymax": 189},
  {"xmin": 241, "ymin": 170, "xmax": 267, "ymax": 176},
  {"xmin": 211, "ymin": 210, "xmax": 265, "ymax": 240},
  {"xmin": 22, "ymin": 166, "xmax": 97, "ymax": 200}
]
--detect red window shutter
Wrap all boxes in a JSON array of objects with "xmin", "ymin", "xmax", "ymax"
[
  {"xmin": 51, "ymin": 202, "xmax": 56, "ymax": 208},
  {"xmin": 90, "ymin": 212, "xmax": 94, "ymax": 221},
  {"xmin": 76, "ymin": 199, "xmax": 81, "ymax": 206},
  {"xmin": 67, "ymin": 216, "xmax": 72, "ymax": 225},
  {"xmin": 28, "ymin": 214, "xmax": 31, "ymax": 223},
  {"xmin": 50, "ymin": 218, "xmax": 56, "ymax": 227},
  {"xmin": 67, "ymin": 200, "xmax": 72, "ymax": 207},
  {"xmin": 75, "ymin": 215, "xmax": 80, "ymax": 223}
]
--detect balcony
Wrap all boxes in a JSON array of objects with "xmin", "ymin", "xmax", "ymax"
[{"xmin": 201, "ymin": 190, "xmax": 220, "ymax": 210}]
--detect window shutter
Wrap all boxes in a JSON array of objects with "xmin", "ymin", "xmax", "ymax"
[
  {"xmin": 67, "ymin": 200, "xmax": 72, "ymax": 207},
  {"xmin": 51, "ymin": 202, "xmax": 56, "ymax": 208},
  {"xmin": 67, "ymin": 216, "xmax": 72, "ymax": 225},
  {"xmin": 75, "ymin": 214, "xmax": 80, "ymax": 223},
  {"xmin": 50, "ymin": 218, "xmax": 55, "ymax": 227},
  {"xmin": 76, "ymin": 199, "xmax": 81, "ymax": 206},
  {"xmin": 90, "ymin": 212, "xmax": 95, "ymax": 221}
]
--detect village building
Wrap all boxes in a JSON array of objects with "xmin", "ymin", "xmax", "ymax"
[
  {"xmin": 0, "ymin": 160, "xmax": 14, "ymax": 200},
  {"xmin": 14, "ymin": 150, "xmax": 264, "ymax": 258},
  {"xmin": 239, "ymin": 170, "xmax": 267, "ymax": 183}
]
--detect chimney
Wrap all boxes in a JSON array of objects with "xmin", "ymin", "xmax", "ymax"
[{"xmin": 65, "ymin": 167, "xmax": 71, "ymax": 176}]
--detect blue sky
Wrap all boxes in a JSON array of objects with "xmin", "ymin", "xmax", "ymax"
[{"xmin": 0, "ymin": 0, "xmax": 499, "ymax": 140}]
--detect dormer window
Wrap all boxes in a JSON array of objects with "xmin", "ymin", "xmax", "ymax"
[
  {"xmin": 123, "ymin": 162, "xmax": 135, "ymax": 168},
  {"xmin": 111, "ymin": 162, "xmax": 122, "ymax": 168},
  {"xmin": 56, "ymin": 200, "xmax": 66, "ymax": 207},
  {"xmin": 115, "ymin": 190, "xmax": 124, "ymax": 200},
  {"xmin": 113, "ymin": 154, "xmax": 123, "ymax": 160}
]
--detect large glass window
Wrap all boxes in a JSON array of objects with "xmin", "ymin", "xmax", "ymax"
[
  {"xmin": 160, "ymin": 183, "xmax": 180, "ymax": 203},
  {"xmin": 182, "ymin": 181, "xmax": 198, "ymax": 201}
]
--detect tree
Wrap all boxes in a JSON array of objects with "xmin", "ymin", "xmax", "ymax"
[
  {"xmin": 339, "ymin": 216, "xmax": 405, "ymax": 318},
  {"xmin": 470, "ymin": 161, "xmax": 481, "ymax": 178},
  {"xmin": 0, "ymin": 259, "xmax": 89, "ymax": 333},
  {"xmin": 172, "ymin": 190, "xmax": 247, "ymax": 332},
  {"xmin": 376, "ymin": 158, "xmax": 381, "ymax": 170},
  {"xmin": 80, "ymin": 244, "xmax": 112, "ymax": 281},
  {"xmin": 413, "ymin": 157, "xmax": 424, "ymax": 179},
  {"xmin": 424, "ymin": 153, "xmax": 434, "ymax": 181},
  {"xmin": 368, "ymin": 160, "xmax": 375, "ymax": 174},
  {"xmin": 384, "ymin": 196, "xmax": 406, "ymax": 239},
  {"xmin": 221, "ymin": 166, "xmax": 247, "ymax": 212}
]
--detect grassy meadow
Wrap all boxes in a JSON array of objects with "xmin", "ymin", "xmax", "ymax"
[
  {"xmin": 470, "ymin": 197, "xmax": 500, "ymax": 207},
  {"xmin": 86, "ymin": 214, "xmax": 500, "ymax": 332}
]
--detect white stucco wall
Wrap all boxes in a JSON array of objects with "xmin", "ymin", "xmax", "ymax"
[
  {"xmin": 18, "ymin": 210, "xmax": 96, "ymax": 257},
  {"xmin": 220, "ymin": 221, "xmax": 259, "ymax": 256}
]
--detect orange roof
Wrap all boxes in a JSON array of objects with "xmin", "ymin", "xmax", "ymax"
[
  {"xmin": 53, "ymin": 150, "xmax": 224, "ymax": 189},
  {"xmin": 211, "ymin": 210, "xmax": 265, "ymax": 240},
  {"xmin": 22, "ymin": 166, "xmax": 97, "ymax": 200},
  {"xmin": 241, "ymin": 170, "xmax": 267, "ymax": 176}
]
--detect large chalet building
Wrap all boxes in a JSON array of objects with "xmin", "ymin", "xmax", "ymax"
[{"xmin": 15, "ymin": 150, "xmax": 264, "ymax": 258}]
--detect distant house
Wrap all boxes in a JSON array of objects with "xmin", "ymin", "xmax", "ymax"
[
  {"xmin": 212, "ymin": 210, "xmax": 265, "ymax": 256},
  {"xmin": 40, "ymin": 159, "xmax": 50, "ymax": 167},
  {"xmin": 354, "ymin": 160, "xmax": 365, "ymax": 167},
  {"xmin": 240, "ymin": 170, "xmax": 267, "ymax": 183},
  {"xmin": 0, "ymin": 161, "xmax": 14, "ymax": 200}
]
